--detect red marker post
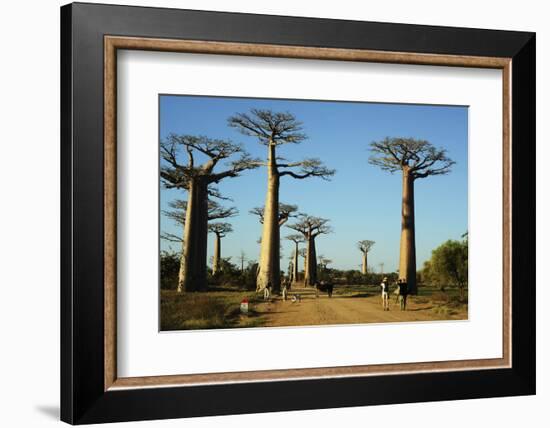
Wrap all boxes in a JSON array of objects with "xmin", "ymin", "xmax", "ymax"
[{"xmin": 240, "ymin": 298, "xmax": 249, "ymax": 314}]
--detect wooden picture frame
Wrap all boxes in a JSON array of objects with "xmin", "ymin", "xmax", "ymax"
[{"xmin": 61, "ymin": 2, "xmax": 535, "ymax": 424}]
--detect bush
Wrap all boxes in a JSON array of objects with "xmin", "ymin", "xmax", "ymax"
[{"xmin": 160, "ymin": 251, "xmax": 180, "ymax": 290}]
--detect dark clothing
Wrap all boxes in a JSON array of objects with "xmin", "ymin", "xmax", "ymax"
[
  {"xmin": 399, "ymin": 294, "xmax": 408, "ymax": 310},
  {"xmin": 397, "ymin": 281, "xmax": 408, "ymax": 310}
]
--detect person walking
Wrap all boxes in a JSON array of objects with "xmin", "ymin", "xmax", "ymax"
[
  {"xmin": 264, "ymin": 281, "xmax": 272, "ymax": 301},
  {"xmin": 282, "ymin": 277, "xmax": 288, "ymax": 301},
  {"xmin": 380, "ymin": 277, "xmax": 390, "ymax": 311},
  {"xmin": 398, "ymin": 278, "xmax": 408, "ymax": 311}
]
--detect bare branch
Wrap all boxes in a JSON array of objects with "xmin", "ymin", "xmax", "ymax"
[
  {"xmin": 160, "ymin": 232, "xmax": 183, "ymax": 243},
  {"xmin": 278, "ymin": 158, "xmax": 335, "ymax": 180},
  {"xmin": 163, "ymin": 199, "xmax": 237, "ymax": 226},
  {"xmin": 208, "ymin": 153, "xmax": 263, "ymax": 184},
  {"xmin": 207, "ymin": 200, "xmax": 238, "ymax": 221},
  {"xmin": 249, "ymin": 206, "xmax": 266, "ymax": 224}
]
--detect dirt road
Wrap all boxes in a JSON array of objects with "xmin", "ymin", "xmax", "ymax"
[{"xmin": 250, "ymin": 286, "xmax": 466, "ymax": 327}]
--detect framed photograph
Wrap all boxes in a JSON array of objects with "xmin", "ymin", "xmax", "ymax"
[{"xmin": 61, "ymin": 2, "xmax": 535, "ymax": 424}]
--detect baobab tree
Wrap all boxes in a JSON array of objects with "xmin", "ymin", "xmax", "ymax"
[
  {"xmin": 208, "ymin": 223, "xmax": 233, "ymax": 275},
  {"xmin": 369, "ymin": 137, "xmax": 455, "ymax": 294},
  {"xmin": 238, "ymin": 250, "xmax": 247, "ymax": 273},
  {"xmin": 286, "ymin": 234, "xmax": 305, "ymax": 284},
  {"xmin": 250, "ymin": 203, "xmax": 298, "ymax": 292},
  {"xmin": 357, "ymin": 240, "xmax": 375, "ymax": 275},
  {"xmin": 161, "ymin": 199, "xmax": 237, "ymax": 291},
  {"xmin": 161, "ymin": 134, "xmax": 258, "ymax": 292},
  {"xmin": 318, "ymin": 255, "xmax": 332, "ymax": 280},
  {"xmin": 298, "ymin": 248, "xmax": 308, "ymax": 281},
  {"xmin": 250, "ymin": 203, "xmax": 298, "ymax": 227},
  {"xmin": 287, "ymin": 215, "xmax": 332, "ymax": 286},
  {"xmin": 229, "ymin": 110, "xmax": 334, "ymax": 292}
]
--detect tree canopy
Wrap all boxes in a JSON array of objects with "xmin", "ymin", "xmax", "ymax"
[
  {"xmin": 160, "ymin": 134, "xmax": 260, "ymax": 189},
  {"xmin": 286, "ymin": 234, "xmax": 305, "ymax": 244},
  {"xmin": 228, "ymin": 109, "xmax": 335, "ymax": 180},
  {"xmin": 208, "ymin": 222, "xmax": 233, "ymax": 237},
  {"xmin": 250, "ymin": 203, "xmax": 298, "ymax": 226},
  {"xmin": 228, "ymin": 109, "xmax": 306, "ymax": 146},
  {"xmin": 287, "ymin": 214, "xmax": 333, "ymax": 238},
  {"xmin": 357, "ymin": 240, "xmax": 375, "ymax": 254},
  {"xmin": 369, "ymin": 137, "xmax": 455, "ymax": 179}
]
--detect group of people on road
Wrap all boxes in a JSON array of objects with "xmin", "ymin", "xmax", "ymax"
[
  {"xmin": 264, "ymin": 276, "xmax": 333, "ymax": 303},
  {"xmin": 265, "ymin": 276, "xmax": 409, "ymax": 311},
  {"xmin": 380, "ymin": 277, "xmax": 409, "ymax": 311},
  {"xmin": 264, "ymin": 276, "xmax": 293, "ymax": 301}
]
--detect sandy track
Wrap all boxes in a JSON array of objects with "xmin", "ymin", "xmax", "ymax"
[{"xmin": 255, "ymin": 286, "xmax": 466, "ymax": 327}]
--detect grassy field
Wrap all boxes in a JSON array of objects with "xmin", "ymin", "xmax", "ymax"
[
  {"xmin": 161, "ymin": 286, "xmax": 265, "ymax": 331},
  {"xmin": 160, "ymin": 284, "xmax": 468, "ymax": 331}
]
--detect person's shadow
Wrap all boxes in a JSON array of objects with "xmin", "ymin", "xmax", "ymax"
[{"xmin": 35, "ymin": 405, "xmax": 59, "ymax": 420}]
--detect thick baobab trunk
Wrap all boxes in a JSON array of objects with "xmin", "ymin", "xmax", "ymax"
[
  {"xmin": 212, "ymin": 233, "xmax": 221, "ymax": 275},
  {"xmin": 257, "ymin": 143, "xmax": 281, "ymax": 292},
  {"xmin": 399, "ymin": 168, "xmax": 417, "ymax": 294},
  {"xmin": 361, "ymin": 253, "xmax": 368, "ymax": 275},
  {"xmin": 272, "ymin": 210, "xmax": 281, "ymax": 293},
  {"xmin": 177, "ymin": 232, "xmax": 186, "ymax": 292},
  {"xmin": 292, "ymin": 243, "xmax": 299, "ymax": 284},
  {"xmin": 304, "ymin": 253, "xmax": 307, "ymax": 283},
  {"xmin": 304, "ymin": 235, "xmax": 317, "ymax": 286},
  {"xmin": 178, "ymin": 178, "xmax": 208, "ymax": 292}
]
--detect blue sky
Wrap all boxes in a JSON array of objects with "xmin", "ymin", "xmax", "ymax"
[{"xmin": 160, "ymin": 95, "xmax": 468, "ymax": 273}]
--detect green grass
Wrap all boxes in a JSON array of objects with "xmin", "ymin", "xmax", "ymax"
[{"xmin": 160, "ymin": 288, "xmax": 264, "ymax": 331}]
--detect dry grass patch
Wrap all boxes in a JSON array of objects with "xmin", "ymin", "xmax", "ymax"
[{"xmin": 161, "ymin": 289, "xmax": 263, "ymax": 331}]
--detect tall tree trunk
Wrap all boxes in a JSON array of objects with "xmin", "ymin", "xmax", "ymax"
[
  {"xmin": 177, "ymin": 230, "xmax": 186, "ymax": 292},
  {"xmin": 179, "ymin": 178, "xmax": 208, "ymax": 292},
  {"xmin": 292, "ymin": 243, "xmax": 299, "ymax": 284},
  {"xmin": 272, "ymin": 209, "xmax": 281, "ymax": 293},
  {"xmin": 196, "ymin": 184, "xmax": 209, "ymax": 291},
  {"xmin": 212, "ymin": 233, "xmax": 221, "ymax": 275},
  {"xmin": 257, "ymin": 143, "xmax": 280, "ymax": 292},
  {"xmin": 399, "ymin": 168, "xmax": 417, "ymax": 294},
  {"xmin": 361, "ymin": 253, "xmax": 368, "ymax": 275},
  {"xmin": 304, "ymin": 235, "xmax": 317, "ymax": 286}
]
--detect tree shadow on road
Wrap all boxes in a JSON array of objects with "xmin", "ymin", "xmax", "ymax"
[{"xmin": 337, "ymin": 293, "xmax": 373, "ymax": 299}]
